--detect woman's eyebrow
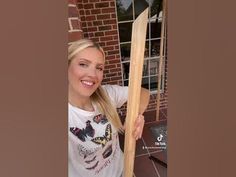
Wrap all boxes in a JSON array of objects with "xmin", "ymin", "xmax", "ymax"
[{"xmin": 78, "ymin": 58, "xmax": 91, "ymax": 63}]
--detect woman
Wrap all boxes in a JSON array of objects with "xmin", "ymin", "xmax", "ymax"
[{"xmin": 68, "ymin": 39, "xmax": 150, "ymax": 177}]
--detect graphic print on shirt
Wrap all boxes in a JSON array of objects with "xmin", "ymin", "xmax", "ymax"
[
  {"xmin": 70, "ymin": 120, "xmax": 95, "ymax": 142},
  {"xmin": 70, "ymin": 114, "xmax": 117, "ymax": 173},
  {"xmin": 93, "ymin": 114, "xmax": 108, "ymax": 124},
  {"xmin": 91, "ymin": 123, "xmax": 113, "ymax": 159}
]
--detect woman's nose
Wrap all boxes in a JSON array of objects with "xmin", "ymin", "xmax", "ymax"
[{"xmin": 87, "ymin": 67, "xmax": 97, "ymax": 77}]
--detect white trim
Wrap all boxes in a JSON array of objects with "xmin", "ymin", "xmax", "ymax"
[
  {"xmin": 68, "ymin": 29, "xmax": 83, "ymax": 33},
  {"xmin": 68, "ymin": 4, "xmax": 76, "ymax": 7}
]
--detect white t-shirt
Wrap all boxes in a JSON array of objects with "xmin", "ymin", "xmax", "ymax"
[{"xmin": 68, "ymin": 85, "xmax": 128, "ymax": 177}]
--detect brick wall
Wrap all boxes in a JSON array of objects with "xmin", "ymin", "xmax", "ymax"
[
  {"xmin": 68, "ymin": 0, "xmax": 83, "ymax": 43},
  {"xmin": 68, "ymin": 0, "xmax": 168, "ymax": 119},
  {"xmin": 76, "ymin": 0, "xmax": 122, "ymax": 86}
]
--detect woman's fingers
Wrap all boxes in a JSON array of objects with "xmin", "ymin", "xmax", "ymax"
[{"xmin": 133, "ymin": 114, "xmax": 145, "ymax": 140}]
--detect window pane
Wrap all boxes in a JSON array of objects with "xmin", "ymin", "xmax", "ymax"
[
  {"xmin": 150, "ymin": 0, "xmax": 162, "ymax": 18},
  {"xmin": 151, "ymin": 19, "xmax": 162, "ymax": 38},
  {"xmin": 121, "ymin": 43, "xmax": 131, "ymax": 59},
  {"xmin": 149, "ymin": 59, "xmax": 158, "ymax": 75},
  {"xmin": 124, "ymin": 79, "xmax": 129, "ymax": 86},
  {"xmin": 134, "ymin": 0, "xmax": 149, "ymax": 18},
  {"xmin": 141, "ymin": 77, "xmax": 149, "ymax": 90},
  {"xmin": 151, "ymin": 39, "xmax": 160, "ymax": 57},
  {"xmin": 122, "ymin": 63, "xmax": 130, "ymax": 80},
  {"xmin": 146, "ymin": 24, "xmax": 149, "ymax": 40},
  {"xmin": 116, "ymin": 0, "xmax": 133, "ymax": 21},
  {"xmin": 144, "ymin": 40, "xmax": 149, "ymax": 58},
  {"xmin": 150, "ymin": 76, "xmax": 158, "ymax": 91},
  {"xmin": 118, "ymin": 22, "xmax": 132, "ymax": 42},
  {"xmin": 143, "ymin": 60, "xmax": 149, "ymax": 77}
]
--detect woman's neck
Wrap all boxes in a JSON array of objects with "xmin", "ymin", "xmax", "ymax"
[{"xmin": 68, "ymin": 92, "xmax": 94, "ymax": 112}]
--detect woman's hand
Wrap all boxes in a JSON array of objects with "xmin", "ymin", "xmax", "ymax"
[{"xmin": 133, "ymin": 114, "xmax": 145, "ymax": 140}]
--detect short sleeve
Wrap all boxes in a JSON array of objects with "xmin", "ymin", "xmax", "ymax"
[{"xmin": 102, "ymin": 84, "xmax": 128, "ymax": 108}]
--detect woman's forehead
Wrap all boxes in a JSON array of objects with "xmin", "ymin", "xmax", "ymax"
[{"xmin": 74, "ymin": 47, "xmax": 105, "ymax": 64}]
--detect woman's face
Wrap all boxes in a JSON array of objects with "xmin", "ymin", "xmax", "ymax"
[{"xmin": 68, "ymin": 47, "xmax": 105, "ymax": 99}]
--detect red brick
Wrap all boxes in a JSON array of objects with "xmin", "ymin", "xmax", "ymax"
[
  {"xmin": 106, "ymin": 40, "xmax": 118, "ymax": 46},
  {"xmin": 68, "ymin": 6, "xmax": 79, "ymax": 17},
  {"xmin": 116, "ymin": 64, "xmax": 121, "ymax": 67},
  {"xmin": 68, "ymin": 0, "xmax": 76, "ymax": 4},
  {"xmin": 112, "ymin": 24, "xmax": 117, "ymax": 29},
  {"xmin": 105, "ymin": 64, "xmax": 116, "ymax": 69},
  {"xmin": 68, "ymin": 31, "xmax": 83, "ymax": 43},
  {"xmin": 77, "ymin": 3, "xmax": 83, "ymax": 8},
  {"xmin": 95, "ymin": 32, "xmax": 104, "ymax": 37},
  {"xmin": 91, "ymin": 9, "xmax": 101, "ymax": 14},
  {"xmin": 102, "ymin": 8, "xmax": 115, "ymax": 13},
  {"xmin": 108, "ymin": 50, "xmax": 119, "ymax": 55},
  {"xmin": 98, "ymin": 25, "xmax": 112, "ymax": 31},
  {"xmin": 100, "ymin": 36, "xmax": 113, "ymax": 41},
  {"xmin": 103, "ymin": 19, "xmax": 117, "ymax": 25},
  {"xmin": 95, "ymin": 2, "xmax": 109, "ymax": 8},
  {"xmin": 85, "ymin": 10, "xmax": 90, "ymax": 15},
  {"xmin": 81, "ymin": 22, "xmax": 87, "ymax": 28},
  {"xmin": 83, "ymin": 4, "xmax": 94, "ymax": 9},
  {"xmin": 84, "ymin": 33, "xmax": 89, "ymax": 38},
  {"xmin": 87, "ymin": 21, "xmax": 93, "ymax": 26},
  {"xmin": 71, "ymin": 19, "xmax": 81, "ymax": 30},
  {"xmin": 105, "ymin": 73, "xmax": 117, "ymax": 77},
  {"xmin": 108, "ymin": 59, "xmax": 120, "ymax": 64},
  {"xmin": 93, "ymin": 21, "xmax": 103, "ymax": 26},
  {"xmin": 102, "ymin": 78, "xmax": 111, "ymax": 83},
  {"xmin": 83, "ymin": 28, "xmax": 88, "ymax": 32},
  {"xmin": 103, "ymin": 69, "xmax": 109, "ymax": 74},
  {"xmin": 79, "ymin": 10, "xmax": 85, "ymax": 15},
  {"xmin": 99, "ymin": 42, "xmax": 106, "ymax": 46},
  {"xmin": 103, "ymin": 46, "xmax": 114, "ymax": 51},
  {"xmin": 89, "ymin": 0, "xmax": 99, "ymax": 2},
  {"xmin": 111, "ymin": 14, "xmax": 116, "ymax": 18},
  {"xmin": 87, "ymin": 26, "xmax": 97, "ymax": 32},
  {"xmin": 110, "ymin": 2, "xmax": 115, "ymax": 7},
  {"xmin": 85, "ymin": 15, "xmax": 96, "ymax": 21},
  {"xmin": 97, "ymin": 14, "xmax": 111, "ymax": 20},
  {"xmin": 110, "ymin": 68, "xmax": 121, "ymax": 72},
  {"xmin": 88, "ymin": 33, "xmax": 94, "ymax": 37},
  {"xmin": 106, "ymin": 55, "xmax": 115, "ymax": 60},
  {"xmin": 115, "ymin": 54, "xmax": 120, "ymax": 58},
  {"xmin": 81, "ymin": 16, "xmax": 86, "ymax": 21},
  {"xmin": 105, "ymin": 30, "xmax": 117, "ymax": 35},
  {"xmin": 83, "ymin": 0, "xmax": 88, "ymax": 2},
  {"xmin": 90, "ymin": 37, "xmax": 99, "ymax": 42}
]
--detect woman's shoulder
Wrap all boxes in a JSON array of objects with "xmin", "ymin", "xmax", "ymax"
[
  {"xmin": 101, "ymin": 84, "xmax": 129, "ymax": 107},
  {"xmin": 102, "ymin": 84, "xmax": 127, "ymax": 91}
]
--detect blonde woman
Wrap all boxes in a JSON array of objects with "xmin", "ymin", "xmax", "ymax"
[{"xmin": 68, "ymin": 39, "xmax": 150, "ymax": 177}]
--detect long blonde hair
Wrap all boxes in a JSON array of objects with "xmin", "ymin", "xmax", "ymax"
[{"xmin": 68, "ymin": 39, "xmax": 123, "ymax": 132}]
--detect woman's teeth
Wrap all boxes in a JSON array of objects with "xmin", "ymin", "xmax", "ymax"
[{"xmin": 82, "ymin": 80, "xmax": 94, "ymax": 86}]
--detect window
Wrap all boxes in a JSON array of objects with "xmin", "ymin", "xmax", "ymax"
[{"xmin": 116, "ymin": 0, "xmax": 166, "ymax": 92}]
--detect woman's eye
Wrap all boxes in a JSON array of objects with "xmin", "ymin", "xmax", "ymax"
[
  {"xmin": 79, "ymin": 63, "xmax": 88, "ymax": 67},
  {"xmin": 97, "ymin": 67, "xmax": 103, "ymax": 71}
]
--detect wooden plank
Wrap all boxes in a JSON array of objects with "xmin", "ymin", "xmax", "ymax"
[
  {"xmin": 156, "ymin": 0, "xmax": 167, "ymax": 120},
  {"xmin": 124, "ymin": 8, "xmax": 148, "ymax": 177}
]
